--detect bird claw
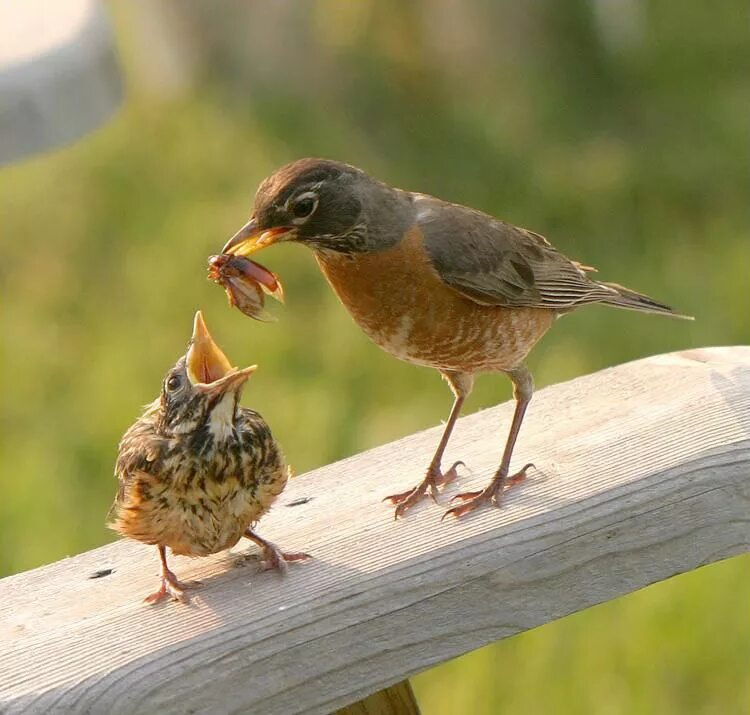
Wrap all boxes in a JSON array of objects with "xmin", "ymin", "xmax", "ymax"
[
  {"xmin": 441, "ymin": 493, "xmax": 494, "ymax": 521},
  {"xmin": 384, "ymin": 460, "xmax": 465, "ymax": 519},
  {"xmin": 144, "ymin": 571, "xmax": 191, "ymax": 605},
  {"xmin": 259, "ymin": 546, "xmax": 311, "ymax": 574},
  {"xmin": 442, "ymin": 463, "xmax": 533, "ymax": 520},
  {"xmin": 449, "ymin": 489, "xmax": 483, "ymax": 503}
]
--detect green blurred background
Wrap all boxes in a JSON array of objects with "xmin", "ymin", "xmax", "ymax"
[{"xmin": 1, "ymin": 1, "xmax": 748, "ymax": 712}]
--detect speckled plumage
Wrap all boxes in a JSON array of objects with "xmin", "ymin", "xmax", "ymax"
[
  {"xmin": 110, "ymin": 312, "xmax": 306, "ymax": 604},
  {"xmin": 112, "ymin": 400, "xmax": 287, "ymax": 557}
]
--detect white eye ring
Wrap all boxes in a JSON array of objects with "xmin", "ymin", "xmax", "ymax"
[{"xmin": 289, "ymin": 191, "xmax": 319, "ymax": 224}]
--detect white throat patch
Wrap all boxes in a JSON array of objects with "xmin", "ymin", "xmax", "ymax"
[{"xmin": 209, "ymin": 393, "xmax": 237, "ymax": 440}]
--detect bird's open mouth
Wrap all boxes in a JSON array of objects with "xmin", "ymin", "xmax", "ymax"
[
  {"xmin": 222, "ymin": 217, "xmax": 293, "ymax": 257},
  {"xmin": 186, "ymin": 311, "xmax": 256, "ymax": 391}
]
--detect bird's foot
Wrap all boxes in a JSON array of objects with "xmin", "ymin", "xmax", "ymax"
[
  {"xmin": 259, "ymin": 543, "xmax": 311, "ymax": 574},
  {"xmin": 144, "ymin": 568, "xmax": 191, "ymax": 605},
  {"xmin": 244, "ymin": 528, "xmax": 311, "ymax": 574},
  {"xmin": 384, "ymin": 460, "xmax": 465, "ymax": 519},
  {"xmin": 443, "ymin": 463, "xmax": 534, "ymax": 520}
]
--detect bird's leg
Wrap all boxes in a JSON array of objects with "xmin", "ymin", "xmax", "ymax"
[
  {"xmin": 385, "ymin": 372, "xmax": 473, "ymax": 519},
  {"xmin": 144, "ymin": 545, "xmax": 190, "ymax": 604},
  {"xmin": 244, "ymin": 528, "xmax": 311, "ymax": 574},
  {"xmin": 445, "ymin": 366, "xmax": 534, "ymax": 520}
]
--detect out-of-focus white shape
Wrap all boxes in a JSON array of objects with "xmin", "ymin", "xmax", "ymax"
[
  {"xmin": 0, "ymin": 0, "xmax": 122, "ymax": 165},
  {"xmin": 591, "ymin": 0, "xmax": 645, "ymax": 54},
  {"xmin": 126, "ymin": 0, "xmax": 196, "ymax": 96}
]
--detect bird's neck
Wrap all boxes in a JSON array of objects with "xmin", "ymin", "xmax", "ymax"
[
  {"xmin": 207, "ymin": 397, "xmax": 237, "ymax": 441},
  {"xmin": 310, "ymin": 183, "xmax": 414, "ymax": 256},
  {"xmin": 359, "ymin": 184, "xmax": 414, "ymax": 251}
]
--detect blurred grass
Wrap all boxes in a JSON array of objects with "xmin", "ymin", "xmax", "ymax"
[{"xmin": 1, "ymin": 0, "xmax": 748, "ymax": 712}]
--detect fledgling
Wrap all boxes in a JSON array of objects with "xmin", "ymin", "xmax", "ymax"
[
  {"xmin": 221, "ymin": 158, "xmax": 692, "ymax": 520},
  {"xmin": 110, "ymin": 311, "xmax": 308, "ymax": 604}
]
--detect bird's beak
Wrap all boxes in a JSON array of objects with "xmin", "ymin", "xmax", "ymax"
[
  {"xmin": 186, "ymin": 311, "xmax": 257, "ymax": 394},
  {"xmin": 222, "ymin": 217, "xmax": 293, "ymax": 257}
]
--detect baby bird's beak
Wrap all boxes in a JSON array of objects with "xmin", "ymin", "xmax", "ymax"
[
  {"xmin": 222, "ymin": 217, "xmax": 292, "ymax": 257},
  {"xmin": 186, "ymin": 311, "xmax": 256, "ymax": 395}
]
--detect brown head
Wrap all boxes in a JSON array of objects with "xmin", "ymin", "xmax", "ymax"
[
  {"xmin": 222, "ymin": 158, "xmax": 413, "ymax": 257},
  {"xmin": 157, "ymin": 311, "xmax": 256, "ymax": 437}
]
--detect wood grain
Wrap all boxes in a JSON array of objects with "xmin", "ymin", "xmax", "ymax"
[
  {"xmin": 1, "ymin": 347, "xmax": 748, "ymax": 714},
  {"xmin": 336, "ymin": 680, "xmax": 420, "ymax": 715}
]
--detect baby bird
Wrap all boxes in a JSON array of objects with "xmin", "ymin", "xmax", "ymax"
[{"xmin": 110, "ymin": 311, "xmax": 308, "ymax": 604}]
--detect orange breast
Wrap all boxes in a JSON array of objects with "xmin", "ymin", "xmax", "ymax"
[{"xmin": 315, "ymin": 227, "xmax": 554, "ymax": 373}]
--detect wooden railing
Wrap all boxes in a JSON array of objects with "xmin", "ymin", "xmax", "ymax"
[{"xmin": 1, "ymin": 347, "xmax": 748, "ymax": 714}]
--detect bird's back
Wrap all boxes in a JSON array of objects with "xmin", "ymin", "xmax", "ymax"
[{"xmin": 413, "ymin": 193, "xmax": 686, "ymax": 317}]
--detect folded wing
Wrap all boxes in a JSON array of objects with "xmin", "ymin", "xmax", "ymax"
[{"xmin": 417, "ymin": 195, "xmax": 688, "ymax": 318}]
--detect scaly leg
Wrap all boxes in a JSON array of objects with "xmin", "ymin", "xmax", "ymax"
[
  {"xmin": 385, "ymin": 371, "xmax": 473, "ymax": 519},
  {"xmin": 144, "ymin": 545, "xmax": 190, "ymax": 604},
  {"xmin": 244, "ymin": 528, "xmax": 311, "ymax": 574},
  {"xmin": 444, "ymin": 366, "xmax": 534, "ymax": 520}
]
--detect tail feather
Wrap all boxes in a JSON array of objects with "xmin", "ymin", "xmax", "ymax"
[{"xmin": 596, "ymin": 281, "xmax": 694, "ymax": 320}]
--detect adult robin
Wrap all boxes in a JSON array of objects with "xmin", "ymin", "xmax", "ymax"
[
  {"xmin": 221, "ymin": 158, "xmax": 690, "ymax": 520},
  {"xmin": 110, "ymin": 311, "xmax": 309, "ymax": 603}
]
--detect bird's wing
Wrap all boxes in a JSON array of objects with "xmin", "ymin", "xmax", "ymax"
[
  {"xmin": 416, "ymin": 195, "xmax": 616, "ymax": 311},
  {"xmin": 109, "ymin": 409, "xmax": 164, "ymax": 519}
]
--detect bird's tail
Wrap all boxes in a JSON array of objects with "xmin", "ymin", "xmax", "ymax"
[{"xmin": 595, "ymin": 281, "xmax": 694, "ymax": 320}]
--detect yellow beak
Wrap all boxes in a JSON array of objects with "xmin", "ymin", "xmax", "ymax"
[
  {"xmin": 186, "ymin": 311, "xmax": 257, "ymax": 392},
  {"xmin": 222, "ymin": 218, "xmax": 292, "ymax": 257}
]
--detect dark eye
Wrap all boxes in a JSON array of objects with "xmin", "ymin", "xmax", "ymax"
[
  {"xmin": 291, "ymin": 195, "xmax": 317, "ymax": 219},
  {"xmin": 166, "ymin": 374, "xmax": 183, "ymax": 392}
]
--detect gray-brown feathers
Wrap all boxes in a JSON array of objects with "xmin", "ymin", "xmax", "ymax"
[
  {"xmin": 414, "ymin": 194, "xmax": 691, "ymax": 318},
  {"xmin": 252, "ymin": 158, "xmax": 412, "ymax": 254}
]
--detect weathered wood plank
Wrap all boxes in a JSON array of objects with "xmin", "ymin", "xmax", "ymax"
[
  {"xmin": 336, "ymin": 680, "xmax": 420, "ymax": 715},
  {"xmin": 1, "ymin": 347, "xmax": 748, "ymax": 715}
]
